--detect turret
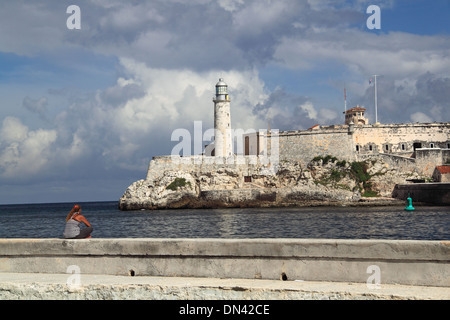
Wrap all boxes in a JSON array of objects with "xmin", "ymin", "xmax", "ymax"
[{"xmin": 344, "ymin": 106, "xmax": 369, "ymax": 125}]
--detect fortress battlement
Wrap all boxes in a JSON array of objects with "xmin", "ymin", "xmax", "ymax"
[{"xmin": 246, "ymin": 122, "xmax": 450, "ymax": 174}]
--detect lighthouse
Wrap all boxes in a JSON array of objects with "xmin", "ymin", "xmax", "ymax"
[{"xmin": 213, "ymin": 78, "xmax": 232, "ymax": 157}]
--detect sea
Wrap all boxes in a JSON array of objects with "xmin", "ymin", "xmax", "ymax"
[{"xmin": 0, "ymin": 201, "xmax": 449, "ymax": 240}]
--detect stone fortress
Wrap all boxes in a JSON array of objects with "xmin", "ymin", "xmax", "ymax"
[
  {"xmin": 267, "ymin": 109, "xmax": 450, "ymax": 176},
  {"xmin": 119, "ymin": 79, "xmax": 450, "ymax": 210}
]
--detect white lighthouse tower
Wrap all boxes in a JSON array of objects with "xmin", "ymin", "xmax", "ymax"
[{"xmin": 213, "ymin": 78, "xmax": 232, "ymax": 157}]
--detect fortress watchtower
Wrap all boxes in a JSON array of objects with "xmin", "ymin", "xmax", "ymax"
[
  {"xmin": 344, "ymin": 106, "xmax": 369, "ymax": 125},
  {"xmin": 213, "ymin": 78, "xmax": 232, "ymax": 156}
]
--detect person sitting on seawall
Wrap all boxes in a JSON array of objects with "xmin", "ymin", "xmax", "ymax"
[{"xmin": 63, "ymin": 204, "xmax": 93, "ymax": 239}]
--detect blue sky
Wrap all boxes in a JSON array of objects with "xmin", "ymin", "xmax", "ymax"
[
  {"xmin": 382, "ymin": 0, "xmax": 450, "ymax": 35},
  {"xmin": 0, "ymin": 0, "xmax": 449, "ymax": 204}
]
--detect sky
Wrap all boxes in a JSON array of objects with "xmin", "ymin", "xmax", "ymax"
[{"xmin": 0, "ymin": 0, "xmax": 449, "ymax": 204}]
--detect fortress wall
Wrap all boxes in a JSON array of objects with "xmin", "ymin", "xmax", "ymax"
[
  {"xmin": 443, "ymin": 149, "xmax": 450, "ymax": 164},
  {"xmin": 146, "ymin": 155, "xmax": 276, "ymax": 182},
  {"xmin": 353, "ymin": 123, "xmax": 450, "ymax": 155},
  {"xmin": 277, "ymin": 123, "xmax": 449, "ymax": 166},
  {"xmin": 278, "ymin": 129, "xmax": 354, "ymax": 165},
  {"xmin": 144, "ymin": 123, "xmax": 449, "ymax": 181},
  {"xmin": 416, "ymin": 148, "xmax": 447, "ymax": 176}
]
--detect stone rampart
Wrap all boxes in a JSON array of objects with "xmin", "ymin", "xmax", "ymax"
[
  {"xmin": 353, "ymin": 123, "xmax": 450, "ymax": 157},
  {"xmin": 1, "ymin": 238, "xmax": 449, "ymax": 287},
  {"xmin": 278, "ymin": 128, "xmax": 354, "ymax": 165},
  {"xmin": 416, "ymin": 148, "xmax": 449, "ymax": 176},
  {"xmin": 276, "ymin": 122, "xmax": 449, "ymax": 170},
  {"xmin": 146, "ymin": 155, "xmax": 277, "ymax": 182}
]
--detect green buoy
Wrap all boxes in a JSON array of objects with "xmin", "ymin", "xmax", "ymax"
[{"xmin": 405, "ymin": 194, "xmax": 415, "ymax": 211}]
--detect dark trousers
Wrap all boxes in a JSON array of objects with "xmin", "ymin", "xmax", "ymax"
[{"xmin": 72, "ymin": 227, "xmax": 93, "ymax": 239}]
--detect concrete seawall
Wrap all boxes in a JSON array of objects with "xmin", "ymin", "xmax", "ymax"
[
  {"xmin": 1, "ymin": 238, "xmax": 449, "ymax": 288},
  {"xmin": 393, "ymin": 183, "xmax": 450, "ymax": 205}
]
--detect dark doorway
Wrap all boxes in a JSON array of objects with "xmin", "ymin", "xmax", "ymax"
[
  {"xmin": 245, "ymin": 136, "xmax": 250, "ymax": 155},
  {"xmin": 413, "ymin": 142, "xmax": 422, "ymax": 151}
]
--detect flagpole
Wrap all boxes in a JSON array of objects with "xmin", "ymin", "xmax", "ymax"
[
  {"xmin": 372, "ymin": 75, "xmax": 378, "ymax": 124},
  {"xmin": 344, "ymin": 86, "xmax": 347, "ymax": 122}
]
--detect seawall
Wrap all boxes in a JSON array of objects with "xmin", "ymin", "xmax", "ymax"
[
  {"xmin": 1, "ymin": 238, "xmax": 449, "ymax": 288},
  {"xmin": 393, "ymin": 183, "xmax": 450, "ymax": 205}
]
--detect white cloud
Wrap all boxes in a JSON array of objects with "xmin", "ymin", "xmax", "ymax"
[
  {"xmin": 275, "ymin": 29, "xmax": 450, "ymax": 78},
  {"xmin": 410, "ymin": 112, "xmax": 432, "ymax": 123},
  {"xmin": 0, "ymin": 117, "xmax": 28, "ymax": 143},
  {"xmin": 300, "ymin": 101, "xmax": 318, "ymax": 120},
  {"xmin": 0, "ymin": 117, "xmax": 57, "ymax": 178},
  {"xmin": 113, "ymin": 58, "xmax": 268, "ymax": 134},
  {"xmin": 232, "ymin": 1, "xmax": 290, "ymax": 32},
  {"xmin": 318, "ymin": 108, "xmax": 339, "ymax": 123},
  {"xmin": 218, "ymin": 0, "xmax": 244, "ymax": 12}
]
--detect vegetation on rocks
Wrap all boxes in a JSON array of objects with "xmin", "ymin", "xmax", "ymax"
[
  {"xmin": 119, "ymin": 154, "xmax": 427, "ymax": 210},
  {"xmin": 310, "ymin": 155, "xmax": 396, "ymax": 197},
  {"xmin": 166, "ymin": 177, "xmax": 191, "ymax": 191}
]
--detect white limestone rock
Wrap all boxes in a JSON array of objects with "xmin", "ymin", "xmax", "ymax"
[{"xmin": 119, "ymin": 156, "xmax": 423, "ymax": 210}]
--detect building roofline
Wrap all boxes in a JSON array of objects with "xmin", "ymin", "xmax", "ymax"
[{"xmin": 277, "ymin": 122, "xmax": 450, "ymax": 135}]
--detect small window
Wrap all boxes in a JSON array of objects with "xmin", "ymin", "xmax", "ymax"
[
  {"xmin": 244, "ymin": 176, "xmax": 252, "ymax": 183},
  {"xmin": 430, "ymin": 143, "xmax": 434, "ymax": 148},
  {"xmin": 356, "ymin": 145, "xmax": 360, "ymax": 152},
  {"xmin": 385, "ymin": 145, "xmax": 389, "ymax": 151},
  {"xmin": 369, "ymin": 145, "xmax": 373, "ymax": 151},
  {"xmin": 447, "ymin": 143, "xmax": 450, "ymax": 149},
  {"xmin": 401, "ymin": 144, "xmax": 405, "ymax": 151}
]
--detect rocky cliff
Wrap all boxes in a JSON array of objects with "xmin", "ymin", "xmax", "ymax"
[{"xmin": 119, "ymin": 156, "xmax": 426, "ymax": 210}]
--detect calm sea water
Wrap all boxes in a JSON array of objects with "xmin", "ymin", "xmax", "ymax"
[{"xmin": 0, "ymin": 201, "xmax": 449, "ymax": 240}]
